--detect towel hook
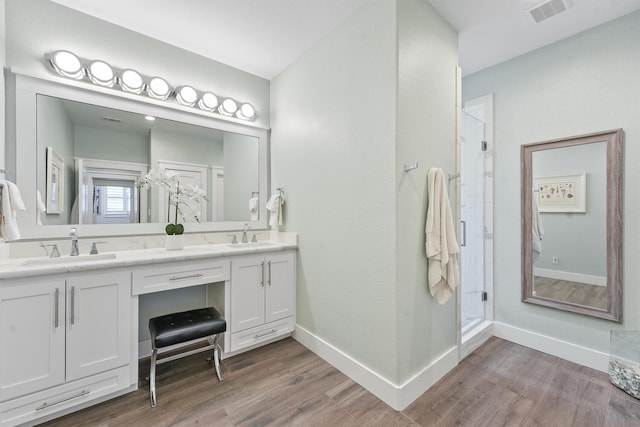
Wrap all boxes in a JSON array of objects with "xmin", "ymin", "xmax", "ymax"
[{"xmin": 403, "ymin": 162, "xmax": 419, "ymax": 172}]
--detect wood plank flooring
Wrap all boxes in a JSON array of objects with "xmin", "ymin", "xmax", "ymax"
[
  {"xmin": 40, "ymin": 337, "xmax": 640, "ymax": 426},
  {"xmin": 534, "ymin": 276, "xmax": 607, "ymax": 309}
]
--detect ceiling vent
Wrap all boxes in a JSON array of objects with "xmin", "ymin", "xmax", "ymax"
[
  {"xmin": 528, "ymin": 0, "xmax": 568, "ymax": 23},
  {"xmin": 101, "ymin": 116, "xmax": 122, "ymax": 123}
]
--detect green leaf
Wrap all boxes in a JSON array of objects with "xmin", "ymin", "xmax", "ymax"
[
  {"xmin": 175, "ymin": 224, "xmax": 185, "ymax": 235},
  {"xmin": 165, "ymin": 223, "xmax": 176, "ymax": 235}
]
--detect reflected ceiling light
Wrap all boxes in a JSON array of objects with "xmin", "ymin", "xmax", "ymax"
[
  {"xmin": 119, "ymin": 69, "xmax": 144, "ymax": 94},
  {"xmin": 48, "ymin": 50, "xmax": 84, "ymax": 80},
  {"xmin": 175, "ymin": 85, "xmax": 198, "ymax": 107},
  {"xmin": 145, "ymin": 115, "xmax": 156, "ymax": 121},
  {"xmin": 87, "ymin": 60, "xmax": 115, "ymax": 87},
  {"xmin": 218, "ymin": 98, "xmax": 238, "ymax": 116},
  {"xmin": 197, "ymin": 92, "xmax": 219, "ymax": 112},
  {"xmin": 147, "ymin": 76, "xmax": 171, "ymax": 100},
  {"xmin": 236, "ymin": 103, "xmax": 256, "ymax": 120}
]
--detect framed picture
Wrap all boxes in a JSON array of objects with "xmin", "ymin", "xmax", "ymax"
[
  {"xmin": 534, "ymin": 173, "xmax": 586, "ymax": 213},
  {"xmin": 46, "ymin": 146, "xmax": 65, "ymax": 214}
]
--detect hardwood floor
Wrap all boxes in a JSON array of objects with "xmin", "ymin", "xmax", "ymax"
[
  {"xmin": 41, "ymin": 337, "xmax": 640, "ymax": 426},
  {"xmin": 534, "ymin": 276, "xmax": 607, "ymax": 309}
]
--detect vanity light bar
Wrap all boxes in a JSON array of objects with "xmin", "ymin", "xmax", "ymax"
[{"xmin": 45, "ymin": 50, "xmax": 257, "ymax": 121}]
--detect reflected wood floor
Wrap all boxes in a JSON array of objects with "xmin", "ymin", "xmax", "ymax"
[
  {"xmin": 41, "ymin": 337, "xmax": 640, "ymax": 426},
  {"xmin": 534, "ymin": 276, "xmax": 607, "ymax": 309}
]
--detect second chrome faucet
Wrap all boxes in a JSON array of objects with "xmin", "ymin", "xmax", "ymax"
[
  {"xmin": 70, "ymin": 227, "xmax": 79, "ymax": 256},
  {"xmin": 241, "ymin": 224, "xmax": 251, "ymax": 243}
]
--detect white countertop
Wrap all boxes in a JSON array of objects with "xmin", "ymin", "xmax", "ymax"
[{"xmin": 0, "ymin": 241, "xmax": 297, "ymax": 280}]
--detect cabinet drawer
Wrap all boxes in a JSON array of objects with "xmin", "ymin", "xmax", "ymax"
[
  {"xmin": 0, "ymin": 365, "xmax": 130, "ymax": 426},
  {"xmin": 132, "ymin": 260, "xmax": 229, "ymax": 295},
  {"xmin": 230, "ymin": 317, "xmax": 295, "ymax": 352}
]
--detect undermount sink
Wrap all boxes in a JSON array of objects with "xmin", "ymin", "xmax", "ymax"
[
  {"xmin": 21, "ymin": 253, "xmax": 117, "ymax": 266},
  {"xmin": 225, "ymin": 241, "xmax": 276, "ymax": 249}
]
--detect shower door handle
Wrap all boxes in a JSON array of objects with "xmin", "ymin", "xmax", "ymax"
[{"xmin": 460, "ymin": 220, "xmax": 467, "ymax": 247}]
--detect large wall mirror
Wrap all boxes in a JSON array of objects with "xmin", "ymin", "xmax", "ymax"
[
  {"xmin": 11, "ymin": 72, "xmax": 269, "ymax": 239},
  {"xmin": 521, "ymin": 129, "xmax": 623, "ymax": 322}
]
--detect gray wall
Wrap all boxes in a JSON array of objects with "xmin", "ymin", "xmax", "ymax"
[
  {"xmin": 74, "ymin": 126, "xmax": 148, "ymax": 165},
  {"xmin": 271, "ymin": 0, "xmax": 398, "ymax": 381},
  {"xmin": 395, "ymin": 0, "xmax": 458, "ymax": 383},
  {"xmin": 223, "ymin": 132, "xmax": 258, "ymax": 222},
  {"xmin": 463, "ymin": 11, "xmax": 640, "ymax": 352},
  {"xmin": 533, "ymin": 142, "xmax": 607, "ymax": 277},
  {"xmin": 271, "ymin": 0, "xmax": 458, "ymax": 384}
]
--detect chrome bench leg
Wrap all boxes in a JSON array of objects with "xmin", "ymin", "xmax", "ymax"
[
  {"xmin": 213, "ymin": 334, "xmax": 223, "ymax": 382},
  {"xmin": 150, "ymin": 348, "xmax": 158, "ymax": 407}
]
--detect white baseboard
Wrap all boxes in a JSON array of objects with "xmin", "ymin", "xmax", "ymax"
[
  {"xmin": 534, "ymin": 268, "xmax": 606, "ymax": 286},
  {"xmin": 493, "ymin": 322, "xmax": 609, "ymax": 372},
  {"xmin": 293, "ymin": 324, "xmax": 458, "ymax": 411}
]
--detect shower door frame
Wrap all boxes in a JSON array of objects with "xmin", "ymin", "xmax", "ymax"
[{"xmin": 456, "ymin": 93, "xmax": 495, "ymax": 360}]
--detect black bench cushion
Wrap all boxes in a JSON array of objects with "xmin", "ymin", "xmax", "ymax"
[{"xmin": 149, "ymin": 307, "xmax": 226, "ymax": 349}]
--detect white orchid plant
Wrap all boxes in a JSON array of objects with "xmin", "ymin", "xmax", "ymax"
[{"xmin": 140, "ymin": 169, "xmax": 208, "ymax": 235}]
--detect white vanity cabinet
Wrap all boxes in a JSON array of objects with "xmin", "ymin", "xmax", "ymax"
[
  {"xmin": 0, "ymin": 280, "xmax": 66, "ymax": 402},
  {"xmin": 230, "ymin": 251, "xmax": 296, "ymax": 351},
  {"xmin": 0, "ymin": 243, "xmax": 297, "ymax": 425},
  {"xmin": 0, "ymin": 271, "xmax": 132, "ymax": 426}
]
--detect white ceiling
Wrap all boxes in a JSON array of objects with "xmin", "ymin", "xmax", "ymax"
[
  {"xmin": 51, "ymin": 0, "xmax": 640, "ymax": 79},
  {"xmin": 429, "ymin": 0, "xmax": 640, "ymax": 75}
]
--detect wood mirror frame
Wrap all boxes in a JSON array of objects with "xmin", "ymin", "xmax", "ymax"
[{"xmin": 521, "ymin": 129, "xmax": 623, "ymax": 322}]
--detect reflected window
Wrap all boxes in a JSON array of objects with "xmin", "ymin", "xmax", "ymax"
[{"xmin": 92, "ymin": 179, "xmax": 137, "ymax": 224}]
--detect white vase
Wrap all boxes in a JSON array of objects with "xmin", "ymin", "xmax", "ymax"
[{"xmin": 165, "ymin": 234, "xmax": 184, "ymax": 251}]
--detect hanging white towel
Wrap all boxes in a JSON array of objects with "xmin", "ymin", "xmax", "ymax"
[
  {"xmin": 266, "ymin": 195, "xmax": 283, "ymax": 228},
  {"xmin": 249, "ymin": 197, "xmax": 259, "ymax": 221},
  {"xmin": 531, "ymin": 190, "xmax": 544, "ymax": 264},
  {"xmin": 425, "ymin": 168, "xmax": 460, "ymax": 305},
  {"xmin": 0, "ymin": 180, "xmax": 26, "ymax": 241}
]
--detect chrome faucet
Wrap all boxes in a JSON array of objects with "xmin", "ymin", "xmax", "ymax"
[
  {"xmin": 40, "ymin": 242, "xmax": 60, "ymax": 258},
  {"xmin": 70, "ymin": 227, "xmax": 79, "ymax": 256},
  {"xmin": 242, "ymin": 223, "xmax": 251, "ymax": 243}
]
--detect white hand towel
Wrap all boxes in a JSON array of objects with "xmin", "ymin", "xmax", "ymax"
[
  {"xmin": 0, "ymin": 180, "xmax": 26, "ymax": 241},
  {"xmin": 425, "ymin": 168, "xmax": 460, "ymax": 305},
  {"xmin": 249, "ymin": 197, "xmax": 259, "ymax": 221},
  {"xmin": 266, "ymin": 195, "xmax": 283, "ymax": 228}
]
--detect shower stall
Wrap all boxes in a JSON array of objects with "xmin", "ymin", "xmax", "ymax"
[{"xmin": 458, "ymin": 96, "xmax": 494, "ymax": 340}]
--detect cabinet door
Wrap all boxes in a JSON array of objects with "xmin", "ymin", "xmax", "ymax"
[
  {"xmin": 0, "ymin": 281, "xmax": 65, "ymax": 401},
  {"xmin": 231, "ymin": 256, "xmax": 265, "ymax": 332},
  {"xmin": 265, "ymin": 252, "xmax": 296, "ymax": 323},
  {"xmin": 66, "ymin": 271, "xmax": 131, "ymax": 381}
]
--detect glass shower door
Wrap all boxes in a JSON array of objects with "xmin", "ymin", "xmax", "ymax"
[{"xmin": 460, "ymin": 110, "xmax": 488, "ymax": 335}]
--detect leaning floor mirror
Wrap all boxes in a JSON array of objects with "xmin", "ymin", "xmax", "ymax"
[{"xmin": 521, "ymin": 129, "xmax": 623, "ymax": 322}]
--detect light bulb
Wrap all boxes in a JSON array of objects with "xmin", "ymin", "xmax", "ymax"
[
  {"xmin": 120, "ymin": 69, "xmax": 144, "ymax": 94},
  {"xmin": 49, "ymin": 50, "xmax": 84, "ymax": 80}
]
